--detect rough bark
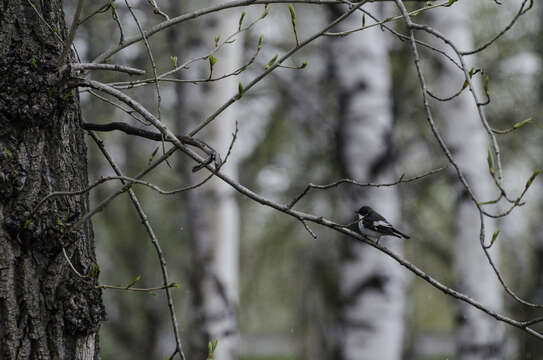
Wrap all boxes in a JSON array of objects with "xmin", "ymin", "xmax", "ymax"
[
  {"xmin": 0, "ymin": 1, "xmax": 104, "ymax": 359},
  {"xmin": 327, "ymin": 4, "xmax": 406, "ymax": 359},
  {"xmin": 430, "ymin": 4, "xmax": 504, "ymax": 360},
  {"xmin": 171, "ymin": 3, "xmax": 242, "ymax": 359}
]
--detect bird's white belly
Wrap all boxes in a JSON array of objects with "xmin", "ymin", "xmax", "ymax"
[{"xmin": 358, "ymin": 222, "xmax": 382, "ymax": 239}]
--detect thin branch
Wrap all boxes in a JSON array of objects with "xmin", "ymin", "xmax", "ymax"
[
  {"xmin": 73, "ymin": 75, "xmax": 543, "ymax": 342},
  {"xmin": 109, "ymin": 9, "xmax": 266, "ymax": 90},
  {"xmin": 66, "ymin": 63, "xmax": 146, "ymax": 75},
  {"xmin": 324, "ymin": 0, "xmax": 446, "ymax": 37},
  {"xmin": 92, "ymin": 0, "xmax": 363, "ymax": 64},
  {"xmin": 187, "ymin": 1, "xmax": 369, "ymax": 136},
  {"xmin": 461, "ymin": 0, "xmax": 530, "ymax": 56},
  {"xmin": 58, "ymin": 0, "xmax": 84, "ymax": 66},
  {"xmin": 408, "ymin": 22, "xmax": 504, "ymax": 185},
  {"xmin": 353, "ymin": 4, "xmax": 463, "ymax": 70},
  {"xmin": 300, "ymin": 219, "xmax": 318, "ymax": 239},
  {"xmin": 80, "ymin": 121, "xmax": 218, "ymax": 162},
  {"xmin": 25, "ymin": 0, "xmax": 64, "ymax": 43},
  {"xmin": 145, "ymin": 0, "xmax": 170, "ymax": 21},
  {"xmin": 88, "ymin": 131, "xmax": 186, "ymax": 360},
  {"xmin": 482, "ymin": 245, "xmax": 543, "ymax": 308},
  {"xmin": 287, "ymin": 166, "xmax": 445, "ymax": 209},
  {"xmin": 96, "ymin": 283, "xmax": 178, "ymax": 293},
  {"xmin": 88, "ymin": 90, "xmax": 151, "ymax": 126},
  {"xmin": 124, "ymin": 0, "xmax": 162, "ymax": 122}
]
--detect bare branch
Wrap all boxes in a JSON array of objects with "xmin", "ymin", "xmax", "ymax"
[
  {"xmin": 72, "ymin": 73, "xmax": 543, "ymax": 341},
  {"xmin": 88, "ymin": 131, "xmax": 186, "ymax": 360},
  {"xmin": 66, "ymin": 62, "xmax": 146, "ymax": 75},
  {"xmin": 287, "ymin": 167, "xmax": 445, "ymax": 209},
  {"xmin": 187, "ymin": 1, "xmax": 369, "ymax": 136},
  {"xmin": 124, "ymin": 0, "xmax": 162, "ymax": 122},
  {"xmin": 461, "ymin": 0, "xmax": 531, "ymax": 56},
  {"xmin": 58, "ymin": 0, "xmax": 84, "ymax": 65}
]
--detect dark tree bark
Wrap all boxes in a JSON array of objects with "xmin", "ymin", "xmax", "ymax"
[{"xmin": 0, "ymin": 1, "xmax": 104, "ymax": 359}]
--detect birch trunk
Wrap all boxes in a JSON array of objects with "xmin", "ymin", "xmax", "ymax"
[
  {"xmin": 430, "ymin": 4, "xmax": 505, "ymax": 359},
  {"xmin": 171, "ymin": 3, "xmax": 242, "ymax": 359},
  {"xmin": 0, "ymin": 1, "xmax": 104, "ymax": 358},
  {"xmin": 327, "ymin": 5, "xmax": 405, "ymax": 359}
]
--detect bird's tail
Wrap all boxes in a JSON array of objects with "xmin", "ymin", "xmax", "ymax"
[{"xmin": 392, "ymin": 228, "xmax": 410, "ymax": 239}]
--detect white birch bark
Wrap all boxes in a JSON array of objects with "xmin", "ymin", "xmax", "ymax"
[
  {"xmin": 430, "ymin": 4, "xmax": 504, "ymax": 359},
  {"xmin": 173, "ymin": 3, "xmax": 243, "ymax": 359},
  {"xmin": 328, "ymin": 5, "xmax": 406, "ymax": 359}
]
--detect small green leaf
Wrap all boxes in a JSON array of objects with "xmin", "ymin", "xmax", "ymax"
[
  {"xmin": 31, "ymin": 57, "xmax": 37, "ymax": 68},
  {"xmin": 300, "ymin": 61, "xmax": 307, "ymax": 69},
  {"xmin": 490, "ymin": 230, "xmax": 500, "ymax": 246},
  {"xmin": 446, "ymin": 0, "xmax": 457, "ymax": 6},
  {"xmin": 23, "ymin": 219, "xmax": 32, "ymax": 229},
  {"xmin": 214, "ymin": 35, "xmax": 220, "ymax": 47},
  {"xmin": 288, "ymin": 4, "xmax": 296, "ymax": 22},
  {"xmin": 261, "ymin": 4, "xmax": 269, "ymax": 18},
  {"xmin": 4, "ymin": 148, "xmax": 12, "ymax": 158},
  {"xmin": 512, "ymin": 117, "xmax": 532, "ymax": 129},
  {"xmin": 238, "ymin": 82, "xmax": 243, "ymax": 97},
  {"xmin": 257, "ymin": 35, "xmax": 263, "ymax": 49},
  {"xmin": 483, "ymin": 74, "xmax": 489, "ymax": 95},
  {"xmin": 90, "ymin": 263, "xmax": 100, "ymax": 278},
  {"xmin": 487, "ymin": 148, "xmax": 494, "ymax": 175},
  {"xmin": 126, "ymin": 275, "xmax": 141, "ymax": 288},
  {"xmin": 148, "ymin": 146, "xmax": 159, "ymax": 165},
  {"xmin": 525, "ymin": 168, "xmax": 541, "ymax": 189},
  {"xmin": 265, "ymin": 54, "xmax": 278, "ymax": 69},
  {"xmin": 362, "ymin": 13, "xmax": 366, "ymax": 27},
  {"xmin": 169, "ymin": 55, "xmax": 178, "ymax": 68},
  {"xmin": 238, "ymin": 11, "xmax": 246, "ymax": 30},
  {"xmin": 209, "ymin": 55, "xmax": 217, "ymax": 67}
]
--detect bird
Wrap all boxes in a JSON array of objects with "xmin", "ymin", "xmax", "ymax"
[{"xmin": 356, "ymin": 205, "xmax": 410, "ymax": 243}]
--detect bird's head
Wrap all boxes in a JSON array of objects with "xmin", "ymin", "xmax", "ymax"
[{"xmin": 356, "ymin": 206, "xmax": 373, "ymax": 216}]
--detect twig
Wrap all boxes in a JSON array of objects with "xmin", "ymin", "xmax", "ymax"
[
  {"xmin": 66, "ymin": 63, "xmax": 146, "ymax": 75},
  {"xmin": 300, "ymin": 219, "xmax": 318, "ymax": 239},
  {"xmin": 187, "ymin": 1, "xmax": 369, "ymax": 136},
  {"xmin": 92, "ymin": 0, "xmax": 364, "ymax": 64},
  {"xmin": 96, "ymin": 283, "xmax": 178, "ymax": 293},
  {"xmin": 80, "ymin": 121, "xmax": 218, "ymax": 161},
  {"xmin": 74, "ymin": 73, "xmax": 543, "ymax": 342},
  {"xmin": 461, "ymin": 0, "xmax": 530, "ymax": 56},
  {"xmin": 287, "ymin": 166, "xmax": 445, "ymax": 209},
  {"xmin": 109, "ymin": 9, "xmax": 266, "ymax": 90},
  {"xmin": 58, "ymin": 0, "xmax": 84, "ymax": 66},
  {"xmin": 146, "ymin": 0, "xmax": 170, "ymax": 20},
  {"xmin": 88, "ymin": 90, "xmax": 151, "ymax": 125},
  {"xmin": 124, "ymin": 0, "xmax": 162, "ymax": 122},
  {"xmin": 88, "ymin": 131, "xmax": 186, "ymax": 360}
]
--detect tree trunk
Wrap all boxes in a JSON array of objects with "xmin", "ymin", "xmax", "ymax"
[
  {"xmin": 430, "ymin": 4, "xmax": 505, "ymax": 359},
  {"xmin": 171, "ymin": 3, "xmax": 242, "ymax": 359},
  {"xmin": 0, "ymin": 1, "xmax": 104, "ymax": 359},
  {"xmin": 327, "ymin": 4, "xmax": 406, "ymax": 359}
]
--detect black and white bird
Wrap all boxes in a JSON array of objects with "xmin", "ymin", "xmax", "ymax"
[{"xmin": 356, "ymin": 206, "xmax": 410, "ymax": 242}]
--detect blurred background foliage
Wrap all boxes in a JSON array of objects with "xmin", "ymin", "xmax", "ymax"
[{"xmin": 71, "ymin": 0, "xmax": 543, "ymax": 359}]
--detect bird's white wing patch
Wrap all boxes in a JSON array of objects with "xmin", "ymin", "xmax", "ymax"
[{"xmin": 374, "ymin": 220, "xmax": 390, "ymax": 227}]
